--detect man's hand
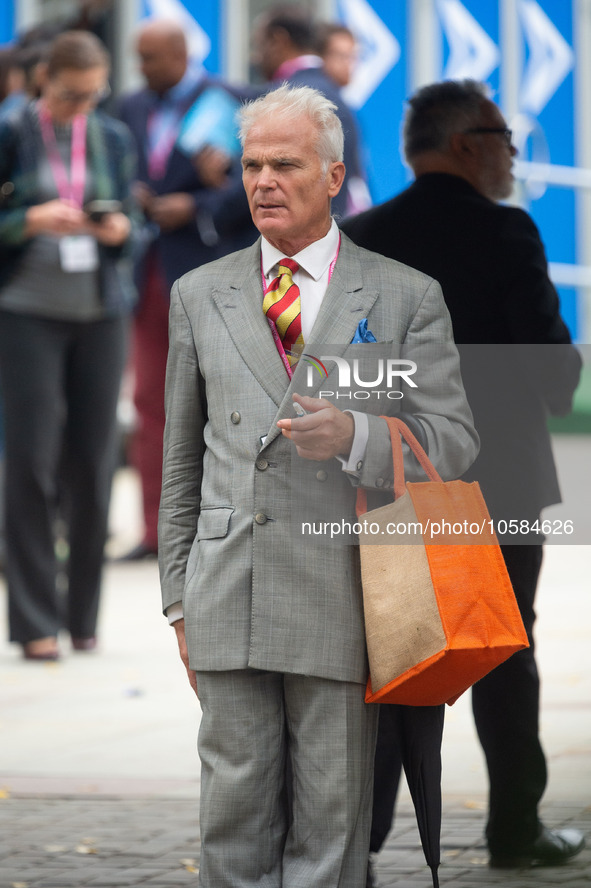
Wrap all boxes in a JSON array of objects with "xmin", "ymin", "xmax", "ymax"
[
  {"xmin": 25, "ymin": 199, "xmax": 87, "ymax": 237},
  {"xmin": 276, "ymin": 394, "xmax": 355, "ymax": 461},
  {"xmin": 193, "ymin": 145, "xmax": 231, "ymax": 189},
  {"xmin": 85, "ymin": 212, "xmax": 131, "ymax": 246},
  {"xmin": 172, "ymin": 618, "xmax": 198, "ymax": 697}
]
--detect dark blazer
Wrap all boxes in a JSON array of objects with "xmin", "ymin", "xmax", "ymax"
[
  {"xmin": 283, "ymin": 67, "xmax": 365, "ymax": 221},
  {"xmin": 342, "ymin": 172, "xmax": 582, "ymax": 524},
  {"xmin": 0, "ymin": 102, "xmax": 138, "ymax": 316},
  {"xmin": 118, "ymin": 76, "xmax": 255, "ymax": 289}
]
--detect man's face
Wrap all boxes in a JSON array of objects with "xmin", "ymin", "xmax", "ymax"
[
  {"xmin": 468, "ymin": 100, "xmax": 517, "ymax": 202},
  {"xmin": 323, "ymin": 33, "xmax": 357, "ymax": 88},
  {"xmin": 251, "ymin": 24, "xmax": 284, "ymax": 81},
  {"xmin": 137, "ymin": 31, "xmax": 186, "ymax": 94},
  {"xmin": 241, "ymin": 113, "xmax": 345, "ymax": 256}
]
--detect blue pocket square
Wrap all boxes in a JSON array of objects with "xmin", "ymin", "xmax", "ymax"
[{"xmin": 351, "ymin": 318, "xmax": 377, "ymax": 343}]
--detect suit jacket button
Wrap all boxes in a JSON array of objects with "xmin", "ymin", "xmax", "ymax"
[
  {"xmin": 230, "ymin": 411, "xmax": 241, "ymax": 424},
  {"xmin": 256, "ymin": 457, "xmax": 269, "ymax": 471},
  {"xmin": 375, "ymin": 477, "xmax": 385, "ymax": 488},
  {"xmin": 254, "ymin": 512, "xmax": 267, "ymax": 525},
  {"xmin": 316, "ymin": 470, "xmax": 328, "ymax": 482}
]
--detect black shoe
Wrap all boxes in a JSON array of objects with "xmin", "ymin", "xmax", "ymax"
[
  {"xmin": 114, "ymin": 542, "xmax": 158, "ymax": 562},
  {"xmin": 490, "ymin": 827, "xmax": 585, "ymax": 868},
  {"xmin": 72, "ymin": 636, "xmax": 98, "ymax": 652}
]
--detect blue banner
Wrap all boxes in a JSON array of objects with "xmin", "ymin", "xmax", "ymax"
[
  {"xmin": 427, "ymin": 0, "xmax": 578, "ymax": 337},
  {"xmin": 439, "ymin": 0, "xmax": 500, "ymax": 97},
  {"xmin": 0, "ymin": 2, "xmax": 14, "ymax": 46},
  {"xmin": 337, "ymin": 0, "xmax": 408, "ymax": 204},
  {"xmin": 514, "ymin": 0, "xmax": 577, "ymax": 335}
]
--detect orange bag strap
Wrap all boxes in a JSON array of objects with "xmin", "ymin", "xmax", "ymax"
[
  {"xmin": 356, "ymin": 416, "xmax": 443, "ymax": 516},
  {"xmin": 356, "ymin": 488, "xmax": 369, "ymax": 517},
  {"xmin": 387, "ymin": 417, "xmax": 443, "ymax": 495}
]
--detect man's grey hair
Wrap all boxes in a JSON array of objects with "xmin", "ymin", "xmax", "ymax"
[
  {"xmin": 403, "ymin": 79, "xmax": 491, "ymax": 161},
  {"xmin": 238, "ymin": 84, "xmax": 344, "ymax": 171}
]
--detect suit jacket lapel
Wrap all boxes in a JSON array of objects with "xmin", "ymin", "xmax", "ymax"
[{"xmin": 212, "ymin": 240, "xmax": 290, "ymax": 411}]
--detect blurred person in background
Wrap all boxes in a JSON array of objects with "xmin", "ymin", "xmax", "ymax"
[
  {"xmin": 0, "ymin": 30, "xmax": 138, "ymax": 661},
  {"xmin": 14, "ymin": 1, "xmax": 114, "ymax": 46},
  {"xmin": 116, "ymin": 18, "xmax": 255, "ymax": 562},
  {"xmin": 0, "ymin": 42, "xmax": 47, "ymax": 122},
  {"xmin": 70, "ymin": 0, "xmax": 114, "ymax": 42},
  {"xmin": 0, "ymin": 46, "xmax": 26, "ymax": 116},
  {"xmin": 316, "ymin": 22, "xmax": 358, "ymax": 89},
  {"xmin": 0, "ymin": 3, "xmax": 115, "ymax": 121},
  {"xmin": 252, "ymin": 3, "xmax": 371, "ymax": 217},
  {"xmin": 343, "ymin": 79, "xmax": 583, "ymax": 877},
  {"xmin": 0, "ymin": 37, "xmax": 53, "ymax": 575}
]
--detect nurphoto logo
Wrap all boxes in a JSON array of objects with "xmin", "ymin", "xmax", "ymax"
[{"xmin": 303, "ymin": 353, "xmax": 418, "ymax": 401}]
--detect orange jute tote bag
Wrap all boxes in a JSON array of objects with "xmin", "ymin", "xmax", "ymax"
[{"xmin": 356, "ymin": 416, "xmax": 528, "ymax": 706}]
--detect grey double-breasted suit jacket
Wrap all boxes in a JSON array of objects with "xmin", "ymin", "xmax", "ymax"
[{"xmin": 158, "ymin": 233, "xmax": 478, "ymax": 685}]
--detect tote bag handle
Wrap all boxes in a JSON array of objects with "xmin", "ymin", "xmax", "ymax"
[{"xmin": 356, "ymin": 416, "xmax": 443, "ymax": 515}]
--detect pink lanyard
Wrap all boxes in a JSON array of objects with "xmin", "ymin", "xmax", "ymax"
[
  {"xmin": 147, "ymin": 108, "xmax": 181, "ymax": 179},
  {"xmin": 39, "ymin": 106, "xmax": 87, "ymax": 208},
  {"xmin": 262, "ymin": 234, "xmax": 341, "ymax": 380}
]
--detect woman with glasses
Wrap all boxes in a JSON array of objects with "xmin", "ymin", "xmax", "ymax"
[{"xmin": 0, "ymin": 30, "xmax": 137, "ymax": 660}]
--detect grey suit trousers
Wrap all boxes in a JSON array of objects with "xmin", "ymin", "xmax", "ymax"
[{"xmin": 196, "ymin": 669, "xmax": 379, "ymax": 888}]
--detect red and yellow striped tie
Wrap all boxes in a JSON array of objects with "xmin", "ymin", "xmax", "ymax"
[{"xmin": 263, "ymin": 257, "xmax": 304, "ymax": 365}]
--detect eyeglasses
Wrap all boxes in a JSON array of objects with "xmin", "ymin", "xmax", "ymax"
[
  {"xmin": 464, "ymin": 127, "xmax": 513, "ymax": 148},
  {"xmin": 55, "ymin": 84, "xmax": 111, "ymax": 105}
]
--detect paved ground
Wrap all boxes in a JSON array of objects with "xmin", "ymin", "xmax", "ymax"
[
  {"xmin": 0, "ymin": 797, "xmax": 589, "ymax": 888},
  {"xmin": 1, "ymin": 437, "xmax": 590, "ymax": 888}
]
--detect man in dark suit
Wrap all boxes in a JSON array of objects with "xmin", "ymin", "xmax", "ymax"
[
  {"xmin": 342, "ymin": 79, "xmax": 583, "ymax": 871},
  {"xmin": 117, "ymin": 19, "xmax": 254, "ymax": 559},
  {"xmin": 252, "ymin": 4, "xmax": 369, "ymax": 219}
]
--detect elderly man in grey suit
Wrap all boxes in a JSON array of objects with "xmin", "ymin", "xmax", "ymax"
[{"xmin": 158, "ymin": 84, "xmax": 478, "ymax": 888}]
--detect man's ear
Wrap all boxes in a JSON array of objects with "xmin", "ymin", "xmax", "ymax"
[
  {"xmin": 328, "ymin": 161, "xmax": 346, "ymax": 197},
  {"xmin": 449, "ymin": 131, "xmax": 475, "ymax": 160}
]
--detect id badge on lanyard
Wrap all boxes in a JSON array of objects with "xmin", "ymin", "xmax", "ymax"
[
  {"xmin": 58, "ymin": 235, "xmax": 99, "ymax": 272},
  {"xmin": 39, "ymin": 107, "xmax": 99, "ymax": 273}
]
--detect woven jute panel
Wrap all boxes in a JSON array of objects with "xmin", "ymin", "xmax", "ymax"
[{"xmin": 359, "ymin": 492, "xmax": 446, "ymax": 691}]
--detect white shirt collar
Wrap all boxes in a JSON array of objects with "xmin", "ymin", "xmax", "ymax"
[{"xmin": 261, "ymin": 219, "xmax": 340, "ymax": 282}]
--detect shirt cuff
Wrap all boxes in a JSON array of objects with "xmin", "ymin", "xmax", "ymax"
[
  {"xmin": 166, "ymin": 602, "xmax": 184, "ymax": 625},
  {"xmin": 336, "ymin": 410, "xmax": 368, "ymax": 476}
]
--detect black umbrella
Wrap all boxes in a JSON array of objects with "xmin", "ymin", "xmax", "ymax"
[{"xmin": 371, "ymin": 703, "xmax": 445, "ymax": 888}]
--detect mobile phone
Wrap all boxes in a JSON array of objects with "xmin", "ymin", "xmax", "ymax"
[{"xmin": 84, "ymin": 200, "xmax": 122, "ymax": 222}]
